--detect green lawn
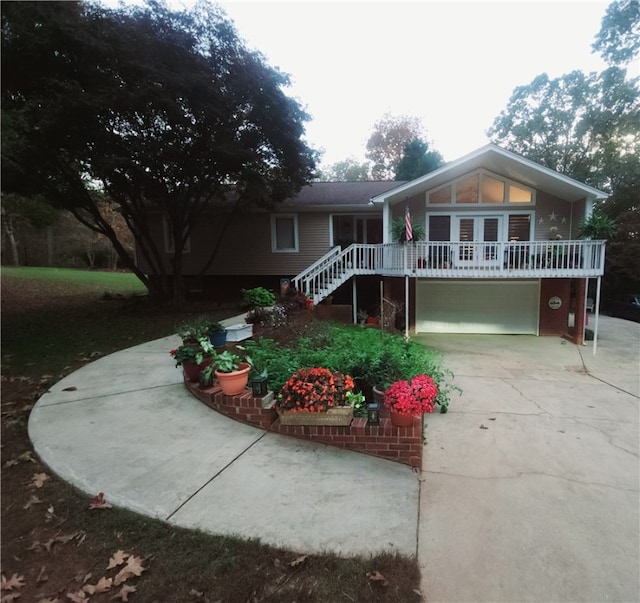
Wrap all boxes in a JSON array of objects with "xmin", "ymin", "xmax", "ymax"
[{"xmin": 1, "ymin": 266, "xmax": 147, "ymax": 295}]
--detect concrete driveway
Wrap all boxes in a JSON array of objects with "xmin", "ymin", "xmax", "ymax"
[{"xmin": 416, "ymin": 315, "xmax": 639, "ymax": 603}]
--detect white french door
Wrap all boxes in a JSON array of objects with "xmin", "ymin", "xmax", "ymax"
[{"xmin": 454, "ymin": 215, "xmax": 502, "ymax": 266}]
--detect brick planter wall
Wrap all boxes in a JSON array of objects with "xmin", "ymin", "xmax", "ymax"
[{"xmin": 185, "ymin": 380, "xmax": 423, "ymax": 469}]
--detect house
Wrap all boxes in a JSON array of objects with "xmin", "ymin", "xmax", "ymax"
[{"xmin": 140, "ymin": 144, "xmax": 607, "ymax": 344}]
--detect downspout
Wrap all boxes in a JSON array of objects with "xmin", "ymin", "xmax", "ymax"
[
  {"xmin": 593, "ymin": 276, "xmax": 601, "ymax": 356},
  {"xmin": 405, "ymin": 275, "xmax": 410, "ymax": 340}
]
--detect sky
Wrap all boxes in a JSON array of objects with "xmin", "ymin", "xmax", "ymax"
[{"xmin": 216, "ymin": 1, "xmax": 611, "ymax": 168}]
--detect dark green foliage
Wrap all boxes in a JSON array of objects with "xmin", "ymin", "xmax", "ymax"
[
  {"xmin": 2, "ymin": 1, "xmax": 316, "ymax": 305},
  {"xmin": 578, "ymin": 212, "xmax": 617, "ymax": 239},
  {"xmin": 592, "ymin": 0, "xmax": 640, "ymax": 66},
  {"xmin": 391, "ymin": 216, "xmax": 426, "ymax": 243},
  {"xmin": 241, "ymin": 287, "xmax": 276, "ymax": 309},
  {"xmin": 394, "ymin": 138, "xmax": 444, "ymax": 180},
  {"xmin": 245, "ymin": 323, "xmax": 456, "ymax": 412}
]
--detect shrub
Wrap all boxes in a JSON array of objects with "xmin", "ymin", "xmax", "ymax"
[{"xmin": 241, "ymin": 287, "xmax": 276, "ymax": 310}]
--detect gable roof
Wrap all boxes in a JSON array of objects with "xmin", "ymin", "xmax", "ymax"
[
  {"xmin": 369, "ymin": 144, "xmax": 609, "ymax": 205},
  {"xmin": 281, "ymin": 180, "xmax": 406, "ymax": 209}
]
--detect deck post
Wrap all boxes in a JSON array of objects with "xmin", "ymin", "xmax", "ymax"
[
  {"xmin": 593, "ymin": 276, "xmax": 601, "ymax": 356},
  {"xmin": 404, "ymin": 275, "xmax": 409, "ymax": 340},
  {"xmin": 352, "ymin": 277, "xmax": 357, "ymax": 324}
]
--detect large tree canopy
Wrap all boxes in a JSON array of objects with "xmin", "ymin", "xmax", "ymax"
[
  {"xmin": 394, "ymin": 138, "xmax": 444, "ymax": 181},
  {"xmin": 365, "ymin": 113, "xmax": 427, "ymax": 180},
  {"xmin": 592, "ymin": 0, "xmax": 640, "ymax": 66},
  {"xmin": 2, "ymin": 1, "xmax": 316, "ymax": 304},
  {"xmin": 486, "ymin": 67, "xmax": 640, "ymax": 191}
]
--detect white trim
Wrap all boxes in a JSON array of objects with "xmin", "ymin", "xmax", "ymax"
[
  {"xmin": 370, "ymin": 143, "xmax": 608, "ymax": 206},
  {"xmin": 426, "ymin": 210, "xmax": 534, "ymax": 242},
  {"xmin": 270, "ymin": 213, "xmax": 299, "ymax": 253}
]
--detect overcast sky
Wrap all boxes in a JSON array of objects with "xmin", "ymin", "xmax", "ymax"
[{"xmin": 218, "ymin": 1, "xmax": 611, "ymax": 168}]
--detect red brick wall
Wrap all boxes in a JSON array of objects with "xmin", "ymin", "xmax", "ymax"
[
  {"xmin": 539, "ymin": 278, "xmax": 586, "ymax": 344},
  {"xmin": 539, "ymin": 279, "xmax": 571, "ymax": 336},
  {"xmin": 185, "ymin": 380, "xmax": 422, "ymax": 469}
]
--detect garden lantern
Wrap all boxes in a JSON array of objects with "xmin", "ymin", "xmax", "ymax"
[
  {"xmin": 251, "ymin": 375, "xmax": 268, "ymax": 397},
  {"xmin": 367, "ymin": 402, "xmax": 380, "ymax": 425}
]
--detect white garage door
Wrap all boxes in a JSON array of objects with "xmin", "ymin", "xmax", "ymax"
[{"xmin": 416, "ymin": 280, "xmax": 540, "ymax": 335}]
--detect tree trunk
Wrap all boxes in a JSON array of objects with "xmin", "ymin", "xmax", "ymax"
[
  {"xmin": 3, "ymin": 217, "xmax": 20, "ymax": 266},
  {"xmin": 46, "ymin": 226, "xmax": 54, "ymax": 266}
]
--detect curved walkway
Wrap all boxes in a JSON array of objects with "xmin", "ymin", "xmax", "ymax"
[
  {"xmin": 28, "ymin": 314, "xmax": 639, "ymax": 602},
  {"xmin": 28, "ymin": 332, "xmax": 419, "ymax": 557}
]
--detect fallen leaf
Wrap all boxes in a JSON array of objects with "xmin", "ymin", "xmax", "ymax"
[
  {"xmin": 65, "ymin": 591, "xmax": 88, "ymax": 602},
  {"xmin": 36, "ymin": 566, "xmax": 48, "ymax": 584},
  {"xmin": 88, "ymin": 492, "xmax": 112, "ymax": 510},
  {"xmin": 366, "ymin": 570, "xmax": 389, "ymax": 586},
  {"xmin": 55, "ymin": 532, "xmax": 80, "ymax": 545},
  {"xmin": 1, "ymin": 593, "xmax": 22, "ymax": 602},
  {"xmin": 1, "ymin": 573, "xmax": 25, "ymax": 590},
  {"xmin": 489, "ymin": 417, "xmax": 496, "ymax": 421},
  {"xmin": 62, "ymin": 387, "xmax": 78, "ymax": 392},
  {"xmin": 82, "ymin": 576, "xmax": 112, "ymax": 595},
  {"xmin": 18, "ymin": 451, "xmax": 36, "ymax": 464},
  {"xmin": 42, "ymin": 539, "xmax": 56, "ymax": 553},
  {"xmin": 107, "ymin": 550, "xmax": 129, "ymax": 570},
  {"xmin": 113, "ymin": 556, "xmax": 146, "ymax": 585},
  {"xmin": 479, "ymin": 424, "xmax": 489, "ymax": 430},
  {"xmin": 189, "ymin": 588, "xmax": 204, "ymax": 598},
  {"xmin": 413, "ymin": 588, "xmax": 423, "ymax": 596},
  {"xmin": 45, "ymin": 506, "xmax": 55, "ymax": 522},
  {"xmin": 23, "ymin": 495, "xmax": 42, "ymax": 510},
  {"xmin": 3, "ymin": 460, "xmax": 19, "ymax": 468},
  {"xmin": 114, "ymin": 585, "xmax": 136, "ymax": 602},
  {"xmin": 31, "ymin": 473, "xmax": 49, "ymax": 488},
  {"xmin": 288, "ymin": 555, "xmax": 308, "ymax": 568}
]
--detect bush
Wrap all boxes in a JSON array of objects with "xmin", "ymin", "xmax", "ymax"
[
  {"xmin": 241, "ymin": 287, "xmax": 276, "ymax": 310},
  {"xmin": 245, "ymin": 322, "xmax": 457, "ymax": 412}
]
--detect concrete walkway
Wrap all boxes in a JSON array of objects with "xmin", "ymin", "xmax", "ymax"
[
  {"xmin": 27, "ymin": 321, "xmax": 419, "ymax": 558},
  {"xmin": 28, "ymin": 314, "xmax": 639, "ymax": 601},
  {"xmin": 416, "ymin": 315, "xmax": 639, "ymax": 603}
]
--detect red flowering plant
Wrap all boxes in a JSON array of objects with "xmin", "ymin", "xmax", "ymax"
[
  {"xmin": 384, "ymin": 374, "xmax": 438, "ymax": 416},
  {"xmin": 275, "ymin": 367, "xmax": 355, "ymax": 413}
]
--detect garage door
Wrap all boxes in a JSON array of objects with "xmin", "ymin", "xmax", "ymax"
[{"xmin": 416, "ymin": 280, "xmax": 539, "ymax": 334}]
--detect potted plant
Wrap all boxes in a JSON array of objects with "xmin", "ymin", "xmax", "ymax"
[
  {"xmin": 170, "ymin": 343, "xmax": 210, "ymax": 383},
  {"xmin": 207, "ymin": 349, "xmax": 252, "ymax": 396},
  {"xmin": 207, "ymin": 321, "xmax": 227, "ymax": 347},
  {"xmin": 176, "ymin": 316, "xmax": 212, "ymax": 345},
  {"xmin": 383, "ymin": 374, "xmax": 438, "ymax": 427},
  {"xmin": 391, "ymin": 216, "xmax": 425, "ymax": 243},
  {"xmin": 274, "ymin": 367, "xmax": 356, "ymax": 426}
]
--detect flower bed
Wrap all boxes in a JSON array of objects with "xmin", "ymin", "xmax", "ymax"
[{"xmin": 184, "ymin": 380, "xmax": 423, "ymax": 469}]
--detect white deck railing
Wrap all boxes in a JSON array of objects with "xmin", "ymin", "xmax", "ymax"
[{"xmin": 293, "ymin": 240, "xmax": 606, "ymax": 303}]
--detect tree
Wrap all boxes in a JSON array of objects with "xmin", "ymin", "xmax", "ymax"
[
  {"xmin": 317, "ymin": 157, "xmax": 371, "ymax": 181},
  {"xmin": 487, "ymin": 68, "xmax": 640, "ymax": 190},
  {"xmin": 394, "ymin": 138, "xmax": 444, "ymax": 181},
  {"xmin": 365, "ymin": 113, "xmax": 426, "ymax": 180},
  {"xmin": 2, "ymin": 1, "xmax": 316, "ymax": 305},
  {"xmin": 592, "ymin": 0, "xmax": 640, "ymax": 66}
]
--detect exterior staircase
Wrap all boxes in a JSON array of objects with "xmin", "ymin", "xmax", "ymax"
[{"xmin": 292, "ymin": 245, "xmax": 358, "ymax": 304}]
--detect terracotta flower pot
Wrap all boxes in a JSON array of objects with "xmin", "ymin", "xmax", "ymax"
[
  {"xmin": 215, "ymin": 362, "xmax": 251, "ymax": 396},
  {"xmin": 389, "ymin": 410, "xmax": 416, "ymax": 428},
  {"xmin": 182, "ymin": 359, "xmax": 211, "ymax": 383}
]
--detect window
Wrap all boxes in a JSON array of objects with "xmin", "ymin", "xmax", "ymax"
[
  {"xmin": 271, "ymin": 214, "xmax": 299, "ymax": 252},
  {"xmin": 508, "ymin": 214, "xmax": 531, "ymax": 241},
  {"xmin": 163, "ymin": 216, "xmax": 191, "ymax": 253},
  {"xmin": 427, "ymin": 171, "xmax": 535, "ymax": 205},
  {"xmin": 481, "ymin": 175, "xmax": 505, "ymax": 203},
  {"xmin": 429, "ymin": 185, "xmax": 452, "ymax": 204},
  {"xmin": 456, "ymin": 174, "xmax": 479, "ymax": 203},
  {"xmin": 508, "ymin": 184, "xmax": 533, "ymax": 203},
  {"xmin": 428, "ymin": 215, "xmax": 451, "ymax": 241}
]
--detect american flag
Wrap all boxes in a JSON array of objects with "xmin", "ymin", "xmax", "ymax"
[{"xmin": 405, "ymin": 205, "xmax": 413, "ymax": 242}]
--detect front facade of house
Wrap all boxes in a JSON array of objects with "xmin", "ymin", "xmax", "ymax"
[{"xmin": 138, "ymin": 144, "xmax": 607, "ymax": 343}]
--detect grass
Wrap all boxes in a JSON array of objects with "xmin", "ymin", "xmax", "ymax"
[
  {"xmin": 1, "ymin": 268, "xmax": 422, "ymax": 602},
  {"xmin": 1, "ymin": 266, "xmax": 148, "ymax": 295}
]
